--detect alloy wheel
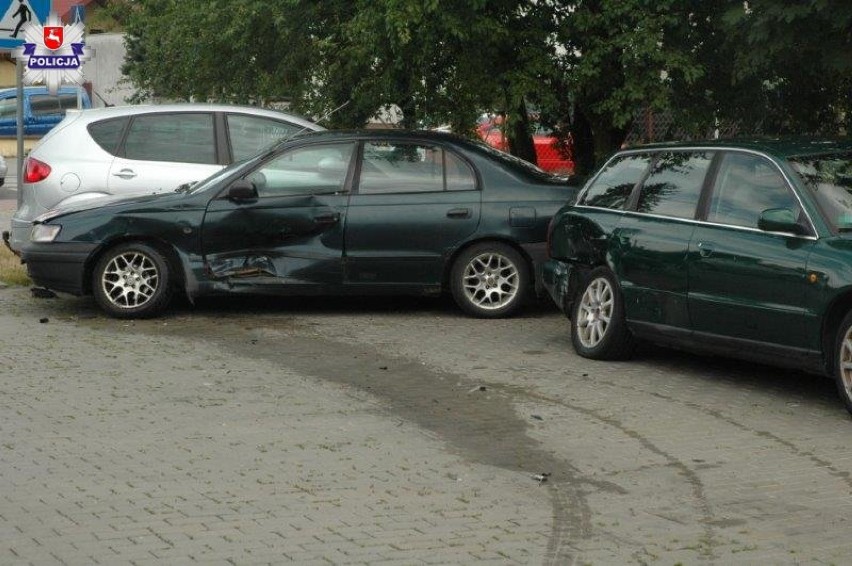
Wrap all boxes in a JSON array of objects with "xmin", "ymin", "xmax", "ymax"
[
  {"xmin": 576, "ymin": 276, "xmax": 614, "ymax": 348},
  {"xmin": 100, "ymin": 251, "xmax": 160, "ymax": 310},
  {"xmin": 461, "ymin": 252, "xmax": 520, "ymax": 311},
  {"xmin": 839, "ymin": 326, "xmax": 852, "ymax": 400}
]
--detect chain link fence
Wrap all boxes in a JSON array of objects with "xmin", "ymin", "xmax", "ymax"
[{"xmin": 623, "ymin": 109, "xmax": 751, "ymax": 145}]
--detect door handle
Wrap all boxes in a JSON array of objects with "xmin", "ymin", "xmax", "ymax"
[
  {"xmin": 447, "ymin": 208, "xmax": 472, "ymax": 219},
  {"xmin": 697, "ymin": 241, "xmax": 713, "ymax": 257},
  {"xmin": 314, "ymin": 212, "xmax": 341, "ymax": 225},
  {"xmin": 112, "ymin": 169, "xmax": 137, "ymax": 179}
]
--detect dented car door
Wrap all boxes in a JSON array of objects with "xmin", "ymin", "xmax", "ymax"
[{"xmin": 200, "ymin": 142, "xmax": 355, "ymax": 288}]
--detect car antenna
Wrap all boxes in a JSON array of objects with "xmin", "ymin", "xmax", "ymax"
[
  {"xmin": 262, "ymin": 100, "xmax": 351, "ymax": 158},
  {"xmin": 291, "ymin": 100, "xmax": 350, "ymax": 138},
  {"xmin": 92, "ymin": 90, "xmax": 114, "ymax": 107}
]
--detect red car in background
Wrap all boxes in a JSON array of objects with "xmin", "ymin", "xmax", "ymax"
[{"xmin": 476, "ymin": 115, "xmax": 575, "ymax": 175}]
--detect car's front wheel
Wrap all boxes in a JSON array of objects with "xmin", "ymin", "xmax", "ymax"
[
  {"xmin": 833, "ymin": 311, "xmax": 852, "ymax": 415},
  {"xmin": 571, "ymin": 267, "xmax": 634, "ymax": 360},
  {"xmin": 92, "ymin": 242, "xmax": 173, "ymax": 319},
  {"xmin": 450, "ymin": 242, "xmax": 529, "ymax": 318}
]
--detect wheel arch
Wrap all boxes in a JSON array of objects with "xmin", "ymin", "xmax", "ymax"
[
  {"xmin": 443, "ymin": 237, "xmax": 534, "ymax": 291},
  {"xmin": 561, "ymin": 254, "xmax": 614, "ymax": 318},
  {"xmin": 83, "ymin": 236, "xmax": 186, "ymax": 297},
  {"xmin": 821, "ymin": 290, "xmax": 852, "ymax": 374}
]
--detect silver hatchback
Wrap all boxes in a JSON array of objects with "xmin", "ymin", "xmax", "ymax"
[{"xmin": 7, "ymin": 104, "xmax": 322, "ymax": 251}]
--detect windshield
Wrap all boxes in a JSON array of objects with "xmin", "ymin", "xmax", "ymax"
[{"xmin": 790, "ymin": 152, "xmax": 852, "ymax": 231}]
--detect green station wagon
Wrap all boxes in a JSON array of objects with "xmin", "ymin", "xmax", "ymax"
[{"xmin": 540, "ymin": 139, "xmax": 852, "ymax": 413}]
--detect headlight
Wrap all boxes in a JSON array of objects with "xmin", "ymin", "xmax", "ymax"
[{"xmin": 30, "ymin": 224, "xmax": 61, "ymax": 242}]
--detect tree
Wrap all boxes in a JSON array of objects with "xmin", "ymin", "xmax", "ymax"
[
  {"xmin": 543, "ymin": 1, "xmax": 712, "ymax": 173},
  {"xmin": 720, "ymin": 0, "xmax": 852, "ymax": 134},
  {"xmin": 119, "ymin": 1, "xmax": 852, "ymax": 174}
]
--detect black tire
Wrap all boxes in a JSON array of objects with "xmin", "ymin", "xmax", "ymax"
[
  {"xmin": 833, "ymin": 310, "xmax": 852, "ymax": 415},
  {"xmin": 570, "ymin": 267, "xmax": 634, "ymax": 360},
  {"xmin": 92, "ymin": 242, "xmax": 173, "ymax": 319},
  {"xmin": 450, "ymin": 242, "xmax": 529, "ymax": 318}
]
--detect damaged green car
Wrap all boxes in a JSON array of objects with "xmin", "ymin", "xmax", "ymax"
[{"xmin": 20, "ymin": 130, "xmax": 578, "ymax": 319}]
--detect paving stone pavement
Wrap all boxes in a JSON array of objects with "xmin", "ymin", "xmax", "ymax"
[
  {"xmin": 0, "ymin": 290, "xmax": 561, "ymax": 565},
  {"xmin": 4, "ymin": 195, "xmax": 852, "ymax": 564}
]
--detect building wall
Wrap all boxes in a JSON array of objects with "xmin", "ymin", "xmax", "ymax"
[
  {"xmin": 0, "ymin": 57, "xmax": 16, "ymax": 88},
  {"xmin": 81, "ymin": 33, "xmax": 135, "ymax": 107}
]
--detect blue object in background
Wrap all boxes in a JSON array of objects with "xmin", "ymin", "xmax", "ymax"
[{"xmin": 0, "ymin": 86, "xmax": 92, "ymax": 136}]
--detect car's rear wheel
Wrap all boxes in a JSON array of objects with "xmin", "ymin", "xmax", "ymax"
[
  {"xmin": 571, "ymin": 267, "xmax": 634, "ymax": 360},
  {"xmin": 833, "ymin": 311, "xmax": 852, "ymax": 415},
  {"xmin": 92, "ymin": 242, "xmax": 172, "ymax": 319},
  {"xmin": 450, "ymin": 242, "xmax": 528, "ymax": 318}
]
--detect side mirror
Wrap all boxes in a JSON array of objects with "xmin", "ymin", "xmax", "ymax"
[
  {"xmin": 758, "ymin": 208, "xmax": 805, "ymax": 235},
  {"xmin": 227, "ymin": 179, "xmax": 257, "ymax": 201}
]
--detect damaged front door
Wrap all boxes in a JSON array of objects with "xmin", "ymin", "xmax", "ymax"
[{"xmin": 201, "ymin": 142, "xmax": 355, "ymax": 289}]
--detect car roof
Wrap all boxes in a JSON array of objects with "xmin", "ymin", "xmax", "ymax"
[
  {"xmin": 285, "ymin": 128, "xmax": 486, "ymax": 149},
  {"xmin": 623, "ymin": 137, "xmax": 852, "ymax": 159},
  {"xmin": 65, "ymin": 103, "xmax": 322, "ymax": 130}
]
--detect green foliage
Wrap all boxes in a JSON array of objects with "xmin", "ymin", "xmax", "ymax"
[
  {"xmin": 120, "ymin": 1, "xmax": 852, "ymax": 173},
  {"xmin": 721, "ymin": 0, "xmax": 852, "ymax": 133}
]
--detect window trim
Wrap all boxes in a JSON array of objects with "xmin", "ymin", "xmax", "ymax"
[
  {"xmin": 578, "ymin": 153, "xmax": 653, "ymax": 210},
  {"xmin": 222, "ymin": 112, "xmax": 303, "ymax": 164},
  {"xmin": 628, "ymin": 150, "xmax": 717, "ymax": 220},
  {"xmin": 352, "ymin": 139, "xmax": 479, "ymax": 196},
  {"xmin": 576, "ymin": 146, "xmax": 818, "ymax": 238},
  {"xmin": 116, "ymin": 111, "xmax": 218, "ymax": 165},
  {"xmin": 227, "ymin": 139, "xmax": 358, "ymax": 200},
  {"xmin": 701, "ymin": 149, "xmax": 816, "ymax": 237},
  {"xmin": 87, "ymin": 116, "xmax": 131, "ymax": 156}
]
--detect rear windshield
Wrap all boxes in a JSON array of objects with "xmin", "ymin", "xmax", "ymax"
[
  {"xmin": 469, "ymin": 139, "xmax": 559, "ymax": 182},
  {"xmin": 789, "ymin": 152, "xmax": 852, "ymax": 231}
]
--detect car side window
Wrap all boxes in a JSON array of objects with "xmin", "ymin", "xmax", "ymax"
[
  {"xmin": 0, "ymin": 97, "xmax": 16, "ymax": 120},
  {"xmin": 88, "ymin": 118, "xmax": 129, "ymax": 155},
  {"xmin": 445, "ymin": 150, "xmax": 477, "ymax": 191},
  {"xmin": 581, "ymin": 154, "xmax": 652, "ymax": 209},
  {"xmin": 248, "ymin": 142, "xmax": 355, "ymax": 197},
  {"xmin": 29, "ymin": 95, "xmax": 61, "ymax": 116},
  {"xmin": 226, "ymin": 114, "xmax": 303, "ymax": 161},
  {"xmin": 30, "ymin": 94, "xmax": 78, "ymax": 116},
  {"xmin": 123, "ymin": 113, "xmax": 216, "ymax": 165},
  {"xmin": 707, "ymin": 152, "xmax": 800, "ymax": 229},
  {"xmin": 358, "ymin": 142, "xmax": 448, "ymax": 194},
  {"xmin": 636, "ymin": 151, "xmax": 713, "ymax": 218}
]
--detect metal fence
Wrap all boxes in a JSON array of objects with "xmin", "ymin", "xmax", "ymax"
[{"xmin": 623, "ymin": 109, "xmax": 750, "ymax": 145}]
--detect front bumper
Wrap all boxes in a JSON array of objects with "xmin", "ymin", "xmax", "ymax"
[
  {"xmin": 20, "ymin": 241, "xmax": 98, "ymax": 295},
  {"xmin": 7, "ymin": 217, "xmax": 32, "ymax": 253},
  {"xmin": 539, "ymin": 258, "xmax": 579, "ymax": 315}
]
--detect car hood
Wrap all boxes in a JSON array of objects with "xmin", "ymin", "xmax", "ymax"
[{"xmin": 36, "ymin": 191, "xmax": 188, "ymax": 223}]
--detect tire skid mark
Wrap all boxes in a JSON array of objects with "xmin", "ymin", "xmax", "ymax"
[
  {"xmin": 543, "ymin": 483, "xmax": 586, "ymax": 566},
  {"xmin": 570, "ymin": 348, "xmax": 852, "ymax": 488},
  {"xmin": 519, "ymin": 388, "xmax": 718, "ymax": 559},
  {"xmin": 137, "ymin": 319, "xmax": 603, "ymax": 566},
  {"xmin": 656, "ymin": 392, "xmax": 852, "ymax": 491}
]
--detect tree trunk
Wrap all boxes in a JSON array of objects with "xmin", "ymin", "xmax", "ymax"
[
  {"xmin": 571, "ymin": 107, "xmax": 596, "ymax": 177},
  {"xmin": 507, "ymin": 100, "xmax": 537, "ymax": 165}
]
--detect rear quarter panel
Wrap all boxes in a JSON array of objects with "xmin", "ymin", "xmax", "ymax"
[{"xmin": 548, "ymin": 206, "xmax": 622, "ymax": 266}]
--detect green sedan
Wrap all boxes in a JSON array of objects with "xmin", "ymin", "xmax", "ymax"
[
  {"xmin": 20, "ymin": 130, "xmax": 578, "ymax": 319},
  {"xmin": 540, "ymin": 139, "xmax": 852, "ymax": 413}
]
